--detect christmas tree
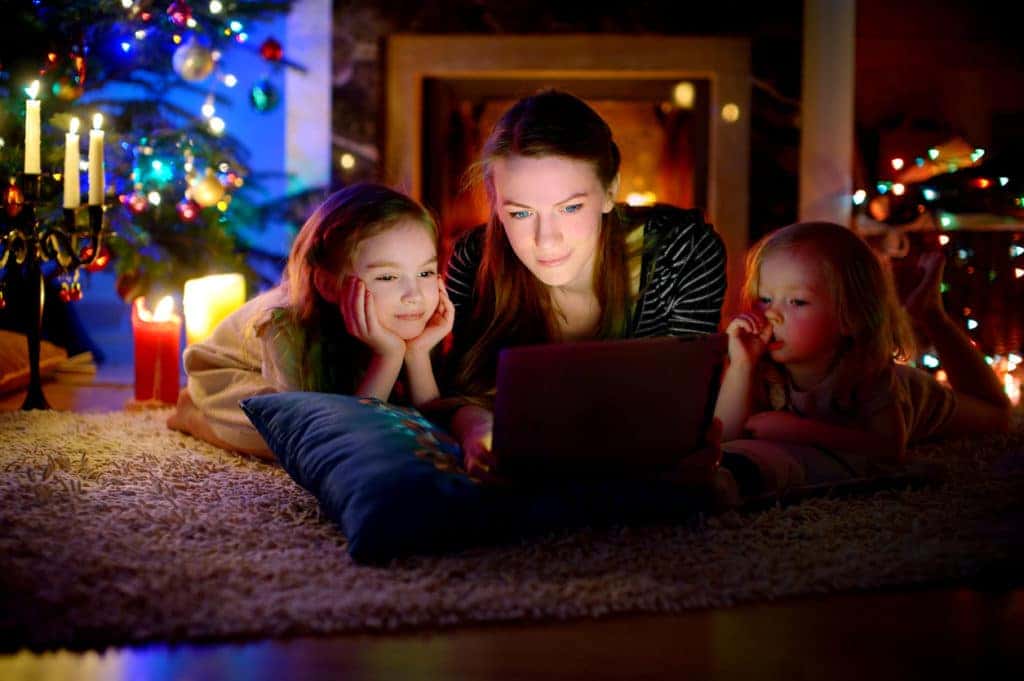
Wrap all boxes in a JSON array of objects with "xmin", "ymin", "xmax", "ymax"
[{"xmin": 0, "ymin": 0, "xmax": 297, "ymax": 301}]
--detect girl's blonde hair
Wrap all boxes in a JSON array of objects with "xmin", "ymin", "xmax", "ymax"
[
  {"xmin": 453, "ymin": 89, "xmax": 638, "ymax": 398},
  {"xmin": 280, "ymin": 183, "xmax": 438, "ymax": 391},
  {"xmin": 742, "ymin": 221, "xmax": 914, "ymax": 403}
]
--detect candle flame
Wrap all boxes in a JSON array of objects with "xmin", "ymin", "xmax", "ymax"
[
  {"xmin": 69, "ymin": 117, "xmax": 80, "ymax": 135},
  {"xmin": 135, "ymin": 296, "xmax": 178, "ymax": 322},
  {"xmin": 92, "ymin": 113, "xmax": 104, "ymax": 130},
  {"xmin": 26, "ymin": 80, "xmax": 40, "ymax": 99},
  {"xmin": 154, "ymin": 296, "xmax": 175, "ymax": 321}
]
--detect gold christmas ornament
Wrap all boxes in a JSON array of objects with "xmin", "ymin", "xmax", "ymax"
[
  {"xmin": 190, "ymin": 170, "xmax": 225, "ymax": 207},
  {"xmin": 172, "ymin": 39, "xmax": 215, "ymax": 83}
]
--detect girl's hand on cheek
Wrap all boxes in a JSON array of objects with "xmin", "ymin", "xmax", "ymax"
[
  {"xmin": 340, "ymin": 276, "xmax": 405, "ymax": 360},
  {"xmin": 725, "ymin": 312, "xmax": 771, "ymax": 368},
  {"xmin": 406, "ymin": 279, "xmax": 454, "ymax": 357}
]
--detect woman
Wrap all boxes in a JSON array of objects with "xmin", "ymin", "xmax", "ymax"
[{"xmin": 445, "ymin": 89, "xmax": 728, "ymax": 476}]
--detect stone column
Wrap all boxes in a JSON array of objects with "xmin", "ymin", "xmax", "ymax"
[
  {"xmin": 286, "ymin": 0, "xmax": 331, "ymax": 192},
  {"xmin": 799, "ymin": 0, "xmax": 856, "ymax": 226}
]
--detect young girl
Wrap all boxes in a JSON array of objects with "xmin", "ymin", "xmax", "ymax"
[
  {"xmin": 444, "ymin": 89, "xmax": 727, "ymax": 477},
  {"xmin": 714, "ymin": 221, "xmax": 1010, "ymax": 492},
  {"xmin": 167, "ymin": 183, "xmax": 454, "ymax": 459}
]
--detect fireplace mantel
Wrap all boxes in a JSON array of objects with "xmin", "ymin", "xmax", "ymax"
[{"xmin": 385, "ymin": 34, "xmax": 750, "ymax": 317}]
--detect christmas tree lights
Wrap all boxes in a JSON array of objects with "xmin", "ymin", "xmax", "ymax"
[{"xmin": 0, "ymin": 0, "xmax": 296, "ymax": 300}]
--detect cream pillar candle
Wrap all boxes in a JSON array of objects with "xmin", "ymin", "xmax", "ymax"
[
  {"xmin": 24, "ymin": 81, "xmax": 41, "ymax": 175},
  {"xmin": 183, "ymin": 273, "xmax": 246, "ymax": 345},
  {"xmin": 88, "ymin": 113, "xmax": 105, "ymax": 205},
  {"xmin": 63, "ymin": 117, "xmax": 81, "ymax": 208}
]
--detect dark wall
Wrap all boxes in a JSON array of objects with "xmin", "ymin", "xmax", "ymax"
[
  {"xmin": 855, "ymin": 0, "xmax": 1024, "ymax": 185},
  {"xmin": 330, "ymin": 1, "xmax": 1021, "ymax": 242},
  {"xmin": 330, "ymin": 1, "xmax": 803, "ymax": 242}
]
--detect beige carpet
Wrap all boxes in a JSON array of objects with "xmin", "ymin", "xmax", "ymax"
[{"xmin": 1, "ymin": 409, "xmax": 1022, "ymax": 652}]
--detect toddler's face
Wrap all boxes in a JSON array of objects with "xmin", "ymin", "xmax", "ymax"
[
  {"xmin": 348, "ymin": 220, "xmax": 440, "ymax": 340},
  {"xmin": 754, "ymin": 249, "xmax": 843, "ymax": 375}
]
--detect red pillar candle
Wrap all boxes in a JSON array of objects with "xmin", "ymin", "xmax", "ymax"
[{"xmin": 132, "ymin": 296, "xmax": 182, "ymax": 405}]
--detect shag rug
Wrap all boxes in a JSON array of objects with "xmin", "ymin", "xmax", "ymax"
[{"xmin": 1, "ymin": 409, "xmax": 1022, "ymax": 652}]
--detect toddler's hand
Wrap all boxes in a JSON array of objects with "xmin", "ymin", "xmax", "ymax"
[
  {"xmin": 340, "ymin": 276, "xmax": 405, "ymax": 360},
  {"xmin": 745, "ymin": 411, "xmax": 806, "ymax": 441},
  {"xmin": 406, "ymin": 279, "xmax": 454, "ymax": 357},
  {"xmin": 725, "ymin": 312, "xmax": 771, "ymax": 368}
]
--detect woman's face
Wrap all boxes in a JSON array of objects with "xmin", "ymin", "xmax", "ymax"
[{"xmin": 490, "ymin": 154, "xmax": 616, "ymax": 292}]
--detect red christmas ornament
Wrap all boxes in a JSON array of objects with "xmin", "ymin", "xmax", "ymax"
[
  {"xmin": 61, "ymin": 273, "xmax": 84, "ymax": 303},
  {"xmin": 176, "ymin": 198, "xmax": 201, "ymax": 222},
  {"xmin": 79, "ymin": 244, "xmax": 111, "ymax": 272},
  {"xmin": 259, "ymin": 37, "xmax": 283, "ymax": 62},
  {"xmin": 5, "ymin": 182, "xmax": 24, "ymax": 217},
  {"xmin": 126, "ymin": 192, "xmax": 148, "ymax": 214},
  {"xmin": 167, "ymin": 1, "xmax": 192, "ymax": 27}
]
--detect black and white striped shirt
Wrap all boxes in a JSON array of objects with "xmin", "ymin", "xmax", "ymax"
[{"xmin": 446, "ymin": 204, "xmax": 727, "ymax": 339}]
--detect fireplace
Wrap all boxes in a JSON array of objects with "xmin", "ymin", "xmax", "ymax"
[{"xmin": 385, "ymin": 35, "xmax": 750, "ymax": 316}]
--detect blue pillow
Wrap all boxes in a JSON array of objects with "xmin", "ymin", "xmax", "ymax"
[{"xmin": 241, "ymin": 393, "xmax": 710, "ymax": 564}]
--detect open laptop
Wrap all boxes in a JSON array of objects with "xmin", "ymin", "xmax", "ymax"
[{"xmin": 491, "ymin": 333, "xmax": 727, "ymax": 478}]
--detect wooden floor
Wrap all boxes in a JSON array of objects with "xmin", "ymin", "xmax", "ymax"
[{"xmin": 2, "ymin": 374, "xmax": 1022, "ymax": 680}]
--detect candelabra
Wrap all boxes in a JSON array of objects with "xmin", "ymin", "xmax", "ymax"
[{"xmin": 0, "ymin": 173, "xmax": 105, "ymax": 409}]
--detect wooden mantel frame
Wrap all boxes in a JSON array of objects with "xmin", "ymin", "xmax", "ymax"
[{"xmin": 385, "ymin": 34, "xmax": 750, "ymax": 317}]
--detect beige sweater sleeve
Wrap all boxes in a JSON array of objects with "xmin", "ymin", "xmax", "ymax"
[{"xmin": 183, "ymin": 288, "xmax": 299, "ymax": 451}]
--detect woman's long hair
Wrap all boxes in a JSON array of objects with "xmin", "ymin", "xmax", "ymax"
[
  {"xmin": 742, "ymin": 221, "xmax": 914, "ymax": 406},
  {"xmin": 279, "ymin": 182, "xmax": 438, "ymax": 392},
  {"xmin": 453, "ymin": 90, "xmax": 638, "ymax": 398}
]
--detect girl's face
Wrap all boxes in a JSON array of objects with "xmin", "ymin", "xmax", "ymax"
[
  {"xmin": 349, "ymin": 219, "xmax": 439, "ymax": 340},
  {"xmin": 490, "ymin": 154, "xmax": 616, "ymax": 292},
  {"xmin": 755, "ymin": 248, "xmax": 845, "ymax": 377}
]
